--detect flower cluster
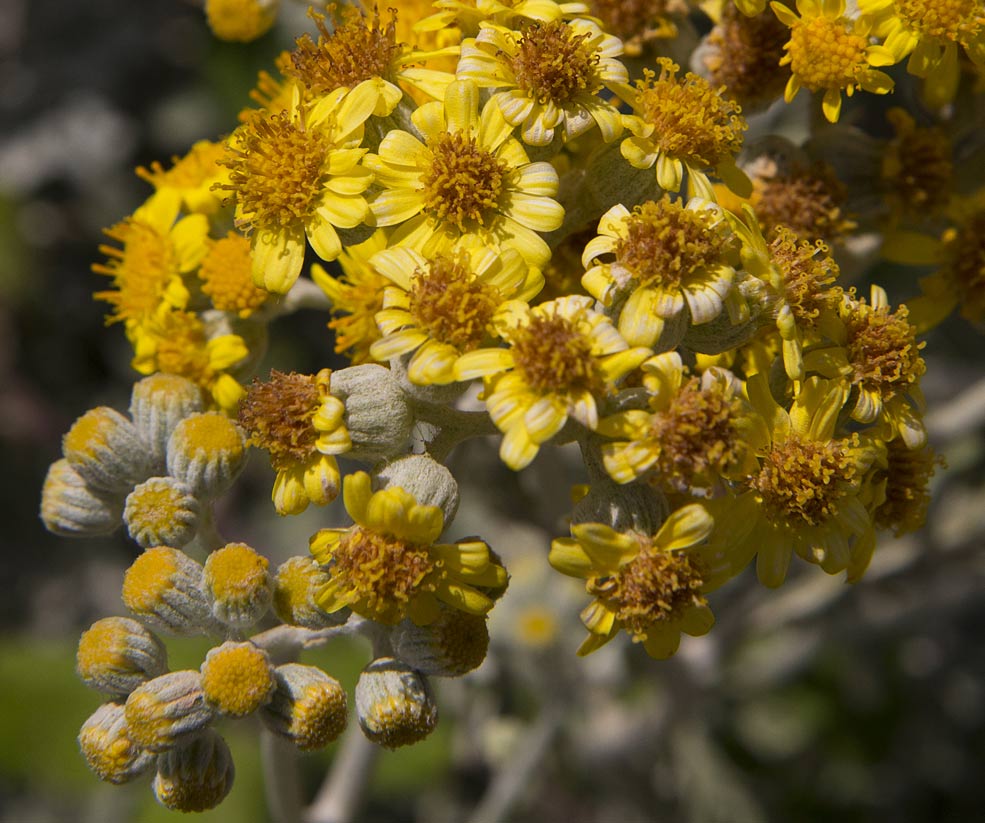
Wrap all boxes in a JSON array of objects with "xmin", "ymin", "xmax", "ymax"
[{"xmin": 44, "ymin": 0, "xmax": 984, "ymax": 812}]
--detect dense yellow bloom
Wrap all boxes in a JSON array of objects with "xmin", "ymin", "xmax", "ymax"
[
  {"xmin": 198, "ymin": 231, "xmax": 270, "ymax": 319},
  {"xmin": 457, "ymin": 19, "xmax": 627, "ymax": 146},
  {"xmin": 364, "ymin": 79, "xmax": 564, "ymax": 266},
  {"xmin": 549, "ymin": 503, "xmax": 728, "ymax": 657},
  {"xmin": 310, "ymin": 472, "xmax": 508, "ymax": 625},
  {"xmin": 220, "ymin": 83, "xmax": 378, "ymax": 294},
  {"xmin": 771, "ymin": 0, "xmax": 896, "ymax": 123},
  {"xmin": 237, "ymin": 370, "xmax": 351, "ymax": 515},
  {"xmin": 369, "ymin": 243, "xmax": 544, "ymax": 384},
  {"xmin": 136, "ymin": 140, "xmax": 230, "ymax": 215},
  {"xmin": 454, "ymin": 295, "xmax": 651, "ymax": 469}
]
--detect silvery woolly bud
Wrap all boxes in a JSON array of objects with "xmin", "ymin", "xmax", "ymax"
[
  {"xmin": 122, "ymin": 546, "xmax": 218, "ymax": 636},
  {"xmin": 392, "ymin": 608, "xmax": 489, "ymax": 678},
  {"xmin": 355, "ymin": 657, "xmax": 438, "ymax": 749},
  {"xmin": 572, "ymin": 476, "xmax": 669, "ymax": 536},
  {"xmin": 153, "ymin": 728, "xmax": 235, "ymax": 813},
  {"xmin": 77, "ymin": 616, "xmax": 168, "ymax": 697},
  {"xmin": 124, "ymin": 477, "xmax": 201, "ymax": 549},
  {"xmin": 129, "ymin": 374, "xmax": 204, "ymax": 470},
  {"xmin": 272, "ymin": 556, "xmax": 348, "ymax": 629},
  {"xmin": 375, "ymin": 454, "xmax": 460, "ymax": 526},
  {"xmin": 329, "ymin": 364, "xmax": 413, "ymax": 462},
  {"xmin": 124, "ymin": 670, "xmax": 214, "ymax": 753},
  {"xmin": 62, "ymin": 406, "xmax": 153, "ymax": 494},
  {"xmin": 166, "ymin": 412, "xmax": 247, "ymax": 500},
  {"xmin": 78, "ymin": 702, "xmax": 155, "ymax": 784},
  {"xmin": 203, "ymin": 542, "xmax": 273, "ymax": 629},
  {"xmin": 40, "ymin": 458, "xmax": 122, "ymax": 537},
  {"xmin": 260, "ymin": 663, "xmax": 348, "ymax": 751},
  {"xmin": 200, "ymin": 641, "xmax": 276, "ymax": 718}
]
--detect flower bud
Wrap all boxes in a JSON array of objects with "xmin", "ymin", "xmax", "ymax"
[
  {"xmin": 62, "ymin": 406, "xmax": 152, "ymax": 493},
  {"xmin": 392, "ymin": 609, "xmax": 489, "ymax": 677},
  {"xmin": 123, "ymin": 477, "xmax": 201, "ymax": 549},
  {"xmin": 205, "ymin": 0, "xmax": 279, "ymax": 43},
  {"xmin": 124, "ymin": 670, "xmax": 214, "ymax": 753},
  {"xmin": 77, "ymin": 616, "xmax": 168, "ymax": 696},
  {"xmin": 272, "ymin": 556, "xmax": 348, "ymax": 629},
  {"xmin": 572, "ymin": 477, "xmax": 669, "ymax": 535},
  {"xmin": 203, "ymin": 542, "xmax": 273, "ymax": 628},
  {"xmin": 200, "ymin": 641, "xmax": 276, "ymax": 717},
  {"xmin": 260, "ymin": 663, "xmax": 348, "ymax": 751},
  {"xmin": 153, "ymin": 729, "xmax": 235, "ymax": 813},
  {"xmin": 166, "ymin": 412, "xmax": 247, "ymax": 500},
  {"xmin": 329, "ymin": 364, "xmax": 413, "ymax": 462},
  {"xmin": 130, "ymin": 374, "xmax": 203, "ymax": 469},
  {"xmin": 355, "ymin": 658, "xmax": 438, "ymax": 749},
  {"xmin": 40, "ymin": 458, "xmax": 122, "ymax": 537},
  {"xmin": 78, "ymin": 702, "xmax": 155, "ymax": 784},
  {"xmin": 375, "ymin": 454, "xmax": 459, "ymax": 525},
  {"xmin": 122, "ymin": 547, "xmax": 217, "ymax": 636}
]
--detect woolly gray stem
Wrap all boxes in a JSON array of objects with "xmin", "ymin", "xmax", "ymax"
[
  {"xmin": 305, "ymin": 723, "xmax": 380, "ymax": 823},
  {"xmin": 261, "ymin": 725, "xmax": 304, "ymax": 823}
]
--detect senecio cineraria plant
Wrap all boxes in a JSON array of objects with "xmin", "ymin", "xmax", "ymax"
[{"xmin": 39, "ymin": 0, "xmax": 984, "ymax": 814}]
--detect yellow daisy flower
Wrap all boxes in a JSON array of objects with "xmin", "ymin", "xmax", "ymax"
[
  {"xmin": 453, "ymin": 295, "xmax": 651, "ymax": 469},
  {"xmin": 238, "ymin": 370, "xmax": 351, "ymax": 516},
  {"xmin": 581, "ymin": 196, "xmax": 740, "ymax": 347},
  {"xmin": 311, "ymin": 230, "xmax": 390, "ymax": 365},
  {"xmin": 549, "ymin": 503, "xmax": 729, "ymax": 657},
  {"xmin": 585, "ymin": 0, "xmax": 685, "ymax": 56},
  {"xmin": 368, "ymin": 242, "xmax": 544, "ymax": 385},
  {"xmin": 219, "ymin": 81, "xmax": 379, "ymax": 294},
  {"xmin": 801, "ymin": 285, "xmax": 927, "ymax": 449},
  {"xmin": 93, "ymin": 192, "xmax": 208, "ymax": 331},
  {"xmin": 713, "ymin": 374, "xmax": 881, "ymax": 587},
  {"xmin": 858, "ymin": 0, "xmax": 985, "ymax": 106},
  {"xmin": 417, "ymin": 0, "xmax": 590, "ymax": 39},
  {"xmin": 198, "ymin": 231, "xmax": 270, "ymax": 319},
  {"xmin": 771, "ymin": 0, "xmax": 896, "ymax": 123},
  {"xmin": 364, "ymin": 79, "xmax": 565, "ymax": 267},
  {"xmin": 618, "ymin": 57, "xmax": 750, "ymax": 200},
  {"xmin": 309, "ymin": 471, "xmax": 508, "ymax": 625},
  {"xmin": 456, "ymin": 18, "xmax": 627, "ymax": 146},
  {"xmin": 136, "ymin": 140, "xmax": 231, "ymax": 216}
]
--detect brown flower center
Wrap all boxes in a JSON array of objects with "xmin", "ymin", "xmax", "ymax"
[
  {"xmin": 511, "ymin": 310, "xmax": 603, "ymax": 394},
  {"xmin": 510, "ymin": 21, "xmax": 601, "ymax": 105},
  {"xmin": 238, "ymin": 371, "xmax": 320, "ymax": 469},
  {"xmin": 843, "ymin": 300, "xmax": 925, "ymax": 398},
  {"xmin": 422, "ymin": 132, "xmax": 507, "ymax": 231}
]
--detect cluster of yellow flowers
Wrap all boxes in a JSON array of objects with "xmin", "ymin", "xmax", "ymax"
[{"xmin": 43, "ymin": 0, "xmax": 985, "ymax": 811}]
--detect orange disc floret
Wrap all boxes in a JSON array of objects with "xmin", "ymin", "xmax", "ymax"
[{"xmin": 200, "ymin": 641, "xmax": 276, "ymax": 717}]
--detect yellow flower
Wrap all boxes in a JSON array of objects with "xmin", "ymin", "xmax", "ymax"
[
  {"xmin": 311, "ymin": 230, "xmax": 390, "ymax": 365},
  {"xmin": 801, "ymin": 285, "xmax": 927, "ymax": 449},
  {"xmin": 368, "ymin": 243, "xmax": 544, "ymax": 384},
  {"xmin": 364, "ymin": 79, "xmax": 565, "ymax": 267},
  {"xmin": 880, "ymin": 108, "xmax": 954, "ymax": 223},
  {"xmin": 417, "ymin": 0, "xmax": 590, "ymax": 39},
  {"xmin": 858, "ymin": 0, "xmax": 985, "ymax": 106},
  {"xmin": 454, "ymin": 295, "xmax": 651, "ymax": 469},
  {"xmin": 136, "ymin": 140, "xmax": 230, "ymax": 215},
  {"xmin": 93, "ymin": 192, "xmax": 208, "ymax": 331},
  {"xmin": 198, "ymin": 231, "xmax": 270, "ymax": 319},
  {"xmin": 598, "ymin": 352, "xmax": 757, "ymax": 493},
  {"xmin": 310, "ymin": 472, "xmax": 508, "ymax": 625},
  {"xmin": 237, "ymin": 370, "xmax": 351, "ymax": 516},
  {"xmin": 549, "ymin": 503, "xmax": 727, "ymax": 658},
  {"xmin": 618, "ymin": 57, "xmax": 750, "ymax": 200},
  {"xmin": 219, "ymin": 82, "xmax": 378, "ymax": 294},
  {"xmin": 771, "ymin": 0, "xmax": 896, "ymax": 123},
  {"xmin": 581, "ymin": 196, "xmax": 739, "ymax": 347},
  {"xmin": 130, "ymin": 309, "xmax": 248, "ymax": 413},
  {"xmin": 205, "ymin": 0, "xmax": 279, "ymax": 42},
  {"xmin": 456, "ymin": 19, "xmax": 627, "ymax": 146},
  {"xmin": 713, "ymin": 374, "xmax": 881, "ymax": 587},
  {"xmin": 585, "ymin": 0, "xmax": 685, "ymax": 56}
]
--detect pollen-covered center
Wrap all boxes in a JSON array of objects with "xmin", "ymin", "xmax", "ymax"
[
  {"xmin": 843, "ymin": 301, "xmax": 925, "ymax": 398},
  {"xmin": 122, "ymin": 548, "xmax": 179, "ymax": 613},
  {"xmin": 331, "ymin": 527, "xmax": 436, "ymax": 620},
  {"xmin": 511, "ymin": 311, "xmax": 604, "ymax": 394},
  {"xmin": 616, "ymin": 198, "xmax": 730, "ymax": 287},
  {"xmin": 239, "ymin": 371, "xmax": 321, "ymax": 469},
  {"xmin": 408, "ymin": 254, "xmax": 501, "ymax": 350},
  {"xmin": 289, "ymin": 7, "xmax": 401, "ymax": 93},
  {"xmin": 769, "ymin": 228, "xmax": 841, "ymax": 326},
  {"xmin": 786, "ymin": 17, "xmax": 868, "ymax": 91},
  {"xmin": 753, "ymin": 164, "xmax": 853, "ymax": 243},
  {"xmin": 199, "ymin": 232, "xmax": 268, "ymax": 316},
  {"xmin": 422, "ymin": 132, "xmax": 507, "ymax": 230},
  {"xmin": 751, "ymin": 433, "xmax": 858, "ymax": 526},
  {"xmin": 125, "ymin": 479, "xmax": 192, "ymax": 529},
  {"xmin": 151, "ymin": 312, "xmax": 213, "ymax": 383},
  {"xmin": 895, "ymin": 0, "xmax": 979, "ymax": 42},
  {"xmin": 635, "ymin": 59, "xmax": 746, "ymax": 165},
  {"xmin": 588, "ymin": 541, "xmax": 705, "ymax": 637},
  {"xmin": 222, "ymin": 110, "xmax": 330, "ymax": 228},
  {"xmin": 93, "ymin": 220, "xmax": 177, "ymax": 324},
  {"xmin": 510, "ymin": 21, "xmax": 601, "ymax": 105},
  {"xmin": 943, "ymin": 209, "xmax": 985, "ymax": 322},
  {"xmin": 647, "ymin": 377, "xmax": 740, "ymax": 490}
]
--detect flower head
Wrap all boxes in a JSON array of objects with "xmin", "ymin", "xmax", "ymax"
[
  {"xmin": 261, "ymin": 664, "xmax": 348, "ymax": 751},
  {"xmin": 200, "ymin": 641, "xmax": 276, "ymax": 717},
  {"xmin": 354, "ymin": 657, "xmax": 438, "ymax": 748},
  {"xmin": 205, "ymin": 0, "xmax": 278, "ymax": 42},
  {"xmin": 203, "ymin": 542, "xmax": 274, "ymax": 629},
  {"xmin": 79, "ymin": 703, "xmax": 156, "ymax": 785},
  {"xmin": 136, "ymin": 140, "xmax": 230, "ymax": 215},
  {"xmin": 198, "ymin": 231, "xmax": 270, "ymax": 318}
]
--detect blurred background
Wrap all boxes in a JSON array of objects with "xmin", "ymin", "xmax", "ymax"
[{"xmin": 2, "ymin": 0, "xmax": 985, "ymax": 821}]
